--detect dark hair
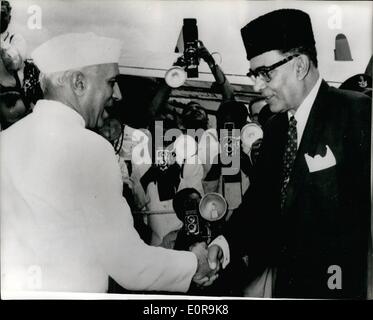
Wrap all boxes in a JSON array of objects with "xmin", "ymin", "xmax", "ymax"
[
  {"xmin": 182, "ymin": 101, "xmax": 204, "ymax": 116},
  {"xmin": 168, "ymin": 100, "xmax": 188, "ymax": 110},
  {"xmin": 186, "ymin": 101, "xmax": 202, "ymax": 108},
  {"xmin": 0, "ymin": 91, "xmax": 21, "ymax": 107},
  {"xmin": 182, "ymin": 102, "xmax": 208, "ymax": 130},
  {"xmin": 172, "ymin": 188, "xmax": 201, "ymax": 218},
  {"xmin": 1, "ymin": 1, "xmax": 11, "ymax": 14},
  {"xmin": 216, "ymin": 100, "xmax": 248, "ymax": 130},
  {"xmin": 281, "ymin": 45, "xmax": 318, "ymax": 68},
  {"xmin": 0, "ymin": 91, "xmax": 23, "ymax": 128}
]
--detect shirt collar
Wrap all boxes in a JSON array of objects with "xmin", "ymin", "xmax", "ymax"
[
  {"xmin": 296, "ymin": 76, "xmax": 321, "ymax": 117},
  {"xmin": 288, "ymin": 77, "xmax": 322, "ymax": 121},
  {"xmin": 287, "ymin": 77, "xmax": 322, "ymax": 146},
  {"xmin": 33, "ymin": 100, "xmax": 86, "ymax": 128}
]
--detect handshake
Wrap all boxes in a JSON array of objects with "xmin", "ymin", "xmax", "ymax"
[{"xmin": 190, "ymin": 242, "xmax": 224, "ymax": 287}]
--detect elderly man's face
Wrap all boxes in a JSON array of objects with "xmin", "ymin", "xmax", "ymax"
[
  {"xmin": 249, "ymin": 50, "xmax": 298, "ymax": 113},
  {"xmin": 83, "ymin": 63, "xmax": 122, "ymax": 129}
]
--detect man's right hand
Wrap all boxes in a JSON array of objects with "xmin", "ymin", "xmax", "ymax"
[
  {"xmin": 190, "ymin": 242, "xmax": 219, "ymax": 287},
  {"xmin": 197, "ymin": 41, "xmax": 215, "ymax": 68}
]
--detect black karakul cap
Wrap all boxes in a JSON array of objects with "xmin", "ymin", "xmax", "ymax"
[{"xmin": 241, "ymin": 9, "xmax": 316, "ymax": 60}]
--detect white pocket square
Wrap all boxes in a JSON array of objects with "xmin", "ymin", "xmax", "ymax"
[{"xmin": 304, "ymin": 145, "xmax": 336, "ymax": 173}]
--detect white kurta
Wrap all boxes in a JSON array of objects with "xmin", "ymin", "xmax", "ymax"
[{"xmin": 0, "ymin": 100, "xmax": 197, "ymax": 293}]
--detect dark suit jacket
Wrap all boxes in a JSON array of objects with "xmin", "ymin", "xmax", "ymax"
[{"xmin": 224, "ymin": 80, "xmax": 371, "ymax": 299}]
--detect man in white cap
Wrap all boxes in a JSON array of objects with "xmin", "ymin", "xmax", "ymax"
[{"xmin": 0, "ymin": 32, "xmax": 215, "ymax": 293}]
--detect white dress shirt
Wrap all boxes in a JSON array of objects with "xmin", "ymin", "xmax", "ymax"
[
  {"xmin": 1, "ymin": 100, "xmax": 197, "ymax": 293},
  {"xmin": 289, "ymin": 76, "xmax": 322, "ymax": 148}
]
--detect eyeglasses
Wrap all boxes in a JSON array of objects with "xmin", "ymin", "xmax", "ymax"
[{"xmin": 247, "ymin": 54, "xmax": 299, "ymax": 83}]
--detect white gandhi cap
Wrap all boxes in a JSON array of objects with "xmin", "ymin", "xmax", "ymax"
[{"xmin": 31, "ymin": 32, "xmax": 122, "ymax": 74}]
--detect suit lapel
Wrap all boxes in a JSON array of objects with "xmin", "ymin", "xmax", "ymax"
[{"xmin": 282, "ymin": 80, "xmax": 330, "ymax": 213}]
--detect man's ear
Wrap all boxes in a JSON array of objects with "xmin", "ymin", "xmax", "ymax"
[
  {"xmin": 295, "ymin": 54, "xmax": 310, "ymax": 80},
  {"xmin": 70, "ymin": 71, "xmax": 87, "ymax": 96}
]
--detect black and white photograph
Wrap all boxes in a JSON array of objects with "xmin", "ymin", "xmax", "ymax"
[{"xmin": 1, "ymin": 0, "xmax": 372, "ymax": 302}]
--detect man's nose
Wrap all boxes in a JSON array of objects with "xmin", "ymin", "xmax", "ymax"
[
  {"xmin": 253, "ymin": 77, "xmax": 266, "ymax": 92},
  {"xmin": 112, "ymin": 83, "xmax": 122, "ymax": 101}
]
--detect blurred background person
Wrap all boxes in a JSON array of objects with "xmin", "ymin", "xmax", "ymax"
[
  {"xmin": 0, "ymin": 89, "xmax": 27, "ymax": 130},
  {"xmin": 0, "ymin": 0, "xmax": 28, "ymax": 129},
  {"xmin": 248, "ymin": 97, "xmax": 275, "ymax": 127},
  {"xmin": 0, "ymin": 0, "xmax": 26, "ymax": 89}
]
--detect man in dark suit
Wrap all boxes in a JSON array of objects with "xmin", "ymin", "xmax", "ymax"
[{"xmin": 208, "ymin": 9, "xmax": 371, "ymax": 299}]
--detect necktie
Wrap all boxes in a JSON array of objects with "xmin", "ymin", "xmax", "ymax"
[{"xmin": 280, "ymin": 116, "xmax": 297, "ymax": 209}]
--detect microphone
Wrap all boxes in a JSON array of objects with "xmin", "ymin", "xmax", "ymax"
[
  {"xmin": 199, "ymin": 192, "xmax": 227, "ymax": 222},
  {"xmin": 165, "ymin": 66, "xmax": 187, "ymax": 88},
  {"xmin": 241, "ymin": 122, "xmax": 263, "ymax": 158}
]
